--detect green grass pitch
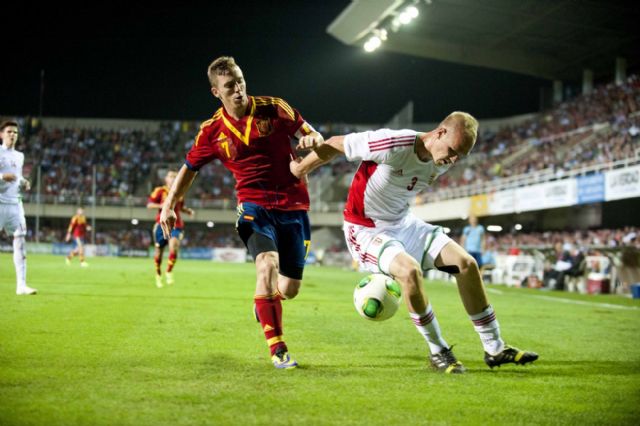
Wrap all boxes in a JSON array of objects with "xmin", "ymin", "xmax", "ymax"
[{"xmin": 1, "ymin": 254, "xmax": 639, "ymax": 425}]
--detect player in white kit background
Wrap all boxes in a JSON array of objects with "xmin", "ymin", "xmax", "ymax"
[
  {"xmin": 0, "ymin": 120, "xmax": 36, "ymax": 295},
  {"xmin": 290, "ymin": 111, "xmax": 537, "ymax": 373}
]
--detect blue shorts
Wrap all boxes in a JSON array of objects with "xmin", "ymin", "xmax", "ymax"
[
  {"xmin": 153, "ymin": 223, "xmax": 183, "ymax": 248},
  {"xmin": 468, "ymin": 251, "xmax": 483, "ymax": 268},
  {"xmin": 73, "ymin": 237, "xmax": 85, "ymax": 247},
  {"xmin": 235, "ymin": 202, "xmax": 311, "ymax": 280}
]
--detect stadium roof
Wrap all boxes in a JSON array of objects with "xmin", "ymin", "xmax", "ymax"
[{"xmin": 327, "ymin": 0, "xmax": 640, "ymax": 81}]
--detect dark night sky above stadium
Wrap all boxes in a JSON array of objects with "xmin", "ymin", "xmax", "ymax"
[{"xmin": 1, "ymin": 1, "xmax": 548, "ymax": 124}]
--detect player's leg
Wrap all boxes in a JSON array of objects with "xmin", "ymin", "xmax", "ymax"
[
  {"xmin": 152, "ymin": 223, "xmax": 166, "ymax": 288},
  {"xmin": 165, "ymin": 229, "xmax": 182, "ymax": 285},
  {"xmin": 67, "ymin": 241, "xmax": 78, "ymax": 264},
  {"xmin": 435, "ymin": 239, "xmax": 538, "ymax": 367},
  {"xmin": 386, "ymin": 246, "xmax": 462, "ymax": 373},
  {"xmin": 344, "ymin": 221, "xmax": 462, "ymax": 373},
  {"xmin": 7, "ymin": 205, "xmax": 36, "ymax": 295},
  {"xmin": 275, "ymin": 210, "xmax": 311, "ymax": 301},
  {"xmin": 237, "ymin": 203, "xmax": 295, "ymax": 368},
  {"xmin": 78, "ymin": 239, "xmax": 89, "ymax": 267},
  {"xmin": 251, "ymin": 238, "xmax": 295, "ymax": 368}
]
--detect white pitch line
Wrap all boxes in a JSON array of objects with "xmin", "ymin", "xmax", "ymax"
[
  {"xmin": 531, "ymin": 295, "xmax": 640, "ymax": 311},
  {"xmin": 485, "ymin": 288, "xmax": 504, "ymax": 295}
]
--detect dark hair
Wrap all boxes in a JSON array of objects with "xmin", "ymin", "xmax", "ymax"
[{"xmin": 0, "ymin": 120, "xmax": 18, "ymax": 131}]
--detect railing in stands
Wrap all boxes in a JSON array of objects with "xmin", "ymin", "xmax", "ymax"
[{"xmin": 418, "ymin": 156, "xmax": 640, "ymax": 204}]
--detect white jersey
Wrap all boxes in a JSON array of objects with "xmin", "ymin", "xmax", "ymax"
[
  {"xmin": 0, "ymin": 146, "xmax": 25, "ymax": 204},
  {"xmin": 343, "ymin": 128, "xmax": 450, "ymax": 227}
]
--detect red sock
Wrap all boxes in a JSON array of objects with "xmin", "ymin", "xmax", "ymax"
[
  {"xmin": 254, "ymin": 295, "xmax": 286, "ymax": 355},
  {"xmin": 167, "ymin": 251, "xmax": 177, "ymax": 272},
  {"xmin": 154, "ymin": 254, "xmax": 162, "ymax": 275},
  {"xmin": 274, "ymin": 292, "xmax": 284, "ymax": 331}
]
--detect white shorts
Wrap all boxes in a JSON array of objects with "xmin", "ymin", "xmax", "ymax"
[
  {"xmin": 0, "ymin": 202, "xmax": 27, "ymax": 237},
  {"xmin": 343, "ymin": 213, "xmax": 452, "ymax": 275}
]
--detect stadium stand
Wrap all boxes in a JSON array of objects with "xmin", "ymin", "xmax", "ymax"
[
  {"xmin": 2, "ymin": 74, "xmax": 639, "ymax": 296},
  {"xmin": 12, "ymin": 73, "xmax": 639, "ymax": 209}
]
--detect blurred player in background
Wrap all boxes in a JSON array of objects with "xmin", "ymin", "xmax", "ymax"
[
  {"xmin": 65, "ymin": 207, "xmax": 91, "ymax": 267},
  {"xmin": 291, "ymin": 111, "xmax": 538, "ymax": 373},
  {"xmin": 160, "ymin": 56, "xmax": 323, "ymax": 369},
  {"xmin": 461, "ymin": 215, "xmax": 485, "ymax": 268},
  {"xmin": 147, "ymin": 169, "xmax": 194, "ymax": 288},
  {"xmin": 0, "ymin": 120, "xmax": 36, "ymax": 295}
]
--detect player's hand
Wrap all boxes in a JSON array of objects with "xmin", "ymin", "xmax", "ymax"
[
  {"xmin": 159, "ymin": 206, "xmax": 177, "ymax": 239},
  {"xmin": 295, "ymin": 133, "xmax": 324, "ymax": 151},
  {"xmin": 2, "ymin": 173, "xmax": 17, "ymax": 182},
  {"xmin": 289, "ymin": 155, "xmax": 308, "ymax": 185},
  {"xmin": 65, "ymin": 233, "xmax": 71, "ymax": 243},
  {"xmin": 186, "ymin": 208, "xmax": 195, "ymax": 217},
  {"xmin": 19, "ymin": 178, "xmax": 31, "ymax": 191}
]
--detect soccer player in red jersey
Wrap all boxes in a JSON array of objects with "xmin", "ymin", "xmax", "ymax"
[
  {"xmin": 65, "ymin": 207, "xmax": 91, "ymax": 267},
  {"xmin": 159, "ymin": 56, "xmax": 324, "ymax": 369},
  {"xmin": 147, "ymin": 169, "xmax": 194, "ymax": 288}
]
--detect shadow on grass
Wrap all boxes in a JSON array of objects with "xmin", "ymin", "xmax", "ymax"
[{"xmin": 467, "ymin": 360, "xmax": 640, "ymax": 376}]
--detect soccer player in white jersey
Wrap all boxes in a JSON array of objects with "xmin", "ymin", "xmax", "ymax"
[
  {"xmin": 0, "ymin": 120, "xmax": 36, "ymax": 295},
  {"xmin": 290, "ymin": 112, "xmax": 537, "ymax": 373}
]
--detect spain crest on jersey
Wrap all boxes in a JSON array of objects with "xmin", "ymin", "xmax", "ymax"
[{"xmin": 256, "ymin": 118, "xmax": 273, "ymax": 137}]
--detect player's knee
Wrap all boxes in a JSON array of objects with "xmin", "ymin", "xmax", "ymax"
[
  {"xmin": 256, "ymin": 252, "xmax": 279, "ymax": 278},
  {"xmin": 280, "ymin": 280, "xmax": 301, "ymax": 299},
  {"xmin": 13, "ymin": 235, "xmax": 26, "ymax": 255},
  {"xmin": 458, "ymin": 253, "xmax": 479, "ymax": 276},
  {"xmin": 393, "ymin": 255, "xmax": 423, "ymax": 286}
]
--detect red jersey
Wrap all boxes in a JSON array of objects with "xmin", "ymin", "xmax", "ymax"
[
  {"xmin": 148, "ymin": 186, "xmax": 185, "ymax": 228},
  {"xmin": 186, "ymin": 96, "xmax": 313, "ymax": 211},
  {"xmin": 67, "ymin": 214, "xmax": 88, "ymax": 238}
]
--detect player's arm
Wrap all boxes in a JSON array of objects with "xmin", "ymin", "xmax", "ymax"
[
  {"xmin": 18, "ymin": 176, "xmax": 30, "ymax": 191},
  {"xmin": 146, "ymin": 188, "xmax": 162, "ymax": 209},
  {"xmin": 290, "ymin": 135, "xmax": 345, "ymax": 180},
  {"xmin": 159, "ymin": 165, "xmax": 197, "ymax": 238},
  {"xmin": 181, "ymin": 205, "xmax": 195, "ymax": 217},
  {"xmin": 0, "ymin": 173, "xmax": 17, "ymax": 182}
]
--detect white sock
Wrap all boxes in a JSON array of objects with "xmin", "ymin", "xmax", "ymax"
[
  {"xmin": 470, "ymin": 305, "xmax": 505, "ymax": 355},
  {"xmin": 410, "ymin": 304, "xmax": 449, "ymax": 354},
  {"xmin": 13, "ymin": 236, "xmax": 27, "ymax": 289}
]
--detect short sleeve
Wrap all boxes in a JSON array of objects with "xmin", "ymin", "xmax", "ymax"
[
  {"xmin": 148, "ymin": 188, "xmax": 162, "ymax": 203},
  {"xmin": 273, "ymin": 97, "xmax": 316, "ymax": 139},
  {"xmin": 186, "ymin": 125, "xmax": 218, "ymax": 171},
  {"xmin": 343, "ymin": 129, "xmax": 417, "ymax": 163}
]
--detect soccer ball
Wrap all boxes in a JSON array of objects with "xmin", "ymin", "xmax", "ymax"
[{"xmin": 353, "ymin": 273, "xmax": 402, "ymax": 321}]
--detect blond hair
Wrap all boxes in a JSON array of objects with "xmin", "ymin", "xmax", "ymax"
[
  {"xmin": 440, "ymin": 111, "xmax": 478, "ymax": 147},
  {"xmin": 207, "ymin": 56, "xmax": 239, "ymax": 87}
]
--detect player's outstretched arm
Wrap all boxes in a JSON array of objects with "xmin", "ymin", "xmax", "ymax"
[
  {"xmin": 160, "ymin": 165, "xmax": 197, "ymax": 238},
  {"xmin": 290, "ymin": 135, "xmax": 345, "ymax": 179}
]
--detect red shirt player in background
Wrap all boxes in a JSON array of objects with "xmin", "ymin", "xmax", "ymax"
[
  {"xmin": 147, "ymin": 169, "xmax": 194, "ymax": 288},
  {"xmin": 160, "ymin": 56, "xmax": 324, "ymax": 369},
  {"xmin": 65, "ymin": 207, "xmax": 91, "ymax": 267}
]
